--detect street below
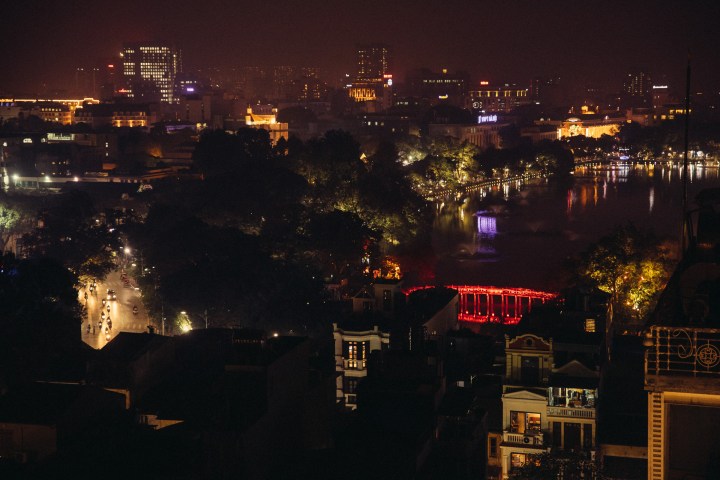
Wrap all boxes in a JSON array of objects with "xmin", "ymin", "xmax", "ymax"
[{"xmin": 79, "ymin": 269, "xmax": 153, "ymax": 349}]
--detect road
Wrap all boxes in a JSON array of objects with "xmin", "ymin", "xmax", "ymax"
[{"xmin": 79, "ymin": 269, "xmax": 155, "ymax": 349}]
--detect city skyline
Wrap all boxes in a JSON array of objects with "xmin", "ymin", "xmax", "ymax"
[{"xmin": 1, "ymin": 0, "xmax": 719, "ymax": 96}]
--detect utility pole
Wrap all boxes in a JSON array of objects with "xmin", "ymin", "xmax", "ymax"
[
  {"xmin": 204, "ymin": 308, "xmax": 208, "ymax": 329},
  {"xmin": 681, "ymin": 54, "xmax": 691, "ymax": 255}
]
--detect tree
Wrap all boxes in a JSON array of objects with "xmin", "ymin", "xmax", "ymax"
[
  {"xmin": 574, "ymin": 223, "xmax": 673, "ymax": 328},
  {"xmin": 0, "ymin": 254, "xmax": 83, "ymax": 383},
  {"xmin": 534, "ymin": 140, "xmax": 575, "ymax": 176},
  {"xmin": 0, "ymin": 202, "xmax": 22, "ymax": 252},
  {"xmin": 303, "ymin": 209, "xmax": 379, "ymax": 280},
  {"xmin": 192, "ymin": 128, "xmax": 274, "ymax": 176},
  {"xmin": 0, "ymin": 193, "xmax": 41, "ymax": 253},
  {"xmin": 20, "ymin": 190, "xmax": 118, "ymax": 282},
  {"xmin": 357, "ymin": 141, "xmax": 432, "ymax": 247},
  {"xmin": 133, "ymin": 216, "xmax": 329, "ymax": 334},
  {"xmin": 297, "ymin": 129, "xmax": 363, "ymax": 200}
]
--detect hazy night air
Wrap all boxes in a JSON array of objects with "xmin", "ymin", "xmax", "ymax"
[
  {"xmin": 4, "ymin": 1, "xmax": 720, "ymax": 478},
  {"xmin": 1, "ymin": 0, "xmax": 719, "ymax": 95}
]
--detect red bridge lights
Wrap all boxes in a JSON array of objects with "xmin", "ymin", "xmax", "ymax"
[{"xmin": 405, "ymin": 285, "xmax": 558, "ymax": 325}]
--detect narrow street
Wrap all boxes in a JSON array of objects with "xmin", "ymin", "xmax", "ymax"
[{"xmin": 79, "ymin": 269, "xmax": 154, "ymax": 349}]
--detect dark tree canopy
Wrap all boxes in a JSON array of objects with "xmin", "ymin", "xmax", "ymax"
[
  {"xmin": 0, "ymin": 254, "xmax": 82, "ymax": 383},
  {"xmin": 192, "ymin": 128, "xmax": 274, "ymax": 176},
  {"xmin": 20, "ymin": 190, "xmax": 118, "ymax": 282}
]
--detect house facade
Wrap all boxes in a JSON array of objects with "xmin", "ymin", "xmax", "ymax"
[{"xmin": 498, "ymin": 333, "xmax": 598, "ymax": 479}]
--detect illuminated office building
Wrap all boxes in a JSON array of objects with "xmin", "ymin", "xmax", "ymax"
[
  {"xmin": 406, "ymin": 68, "xmax": 469, "ymax": 107},
  {"xmin": 121, "ymin": 43, "xmax": 182, "ymax": 104},
  {"xmin": 350, "ymin": 44, "xmax": 392, "ymax": 111},
  {"xmin": 356, "ymin": 43, "xmax": 390, "ymax": 82},
  {"xmin": 622, "ymin": 71, "xmax": 652, "ymax": 108},
  {"xmin": 468, "ymin": 83, "xmax": 530, "ymax": 113}
]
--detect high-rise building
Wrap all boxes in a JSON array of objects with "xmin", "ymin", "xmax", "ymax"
[
  {"xmin": 73, "ymin": 67, "xmax": 100, "ymax": 98},
  {"xmin": 531, "ymin": 76, "xmax": 566, "ymax": 107},
  {"xmin": 98, "ymin": 61, "xmax": 118, "ymax": 101},
  {"xmin": 120, "ymin": 43, "xmax": 182, "ymax": 103},
  {"xmin": 349, "ymin": 44, "xmax": 392, "ymax": 111},
  {"xmin": 623, "ymin": 71, "xmax": 652, "ymax": 108},
  {"xmin": 356, "ymin": 43, "xmax": 390, "ymax": 82},
  {"xmin": 405, "ymin": 68, "xmax": 469, "ymax": 107}
]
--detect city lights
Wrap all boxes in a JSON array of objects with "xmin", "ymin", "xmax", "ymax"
[{"xmin": 0, "ymin": 5, "xmax": 719, "ymax": 478}]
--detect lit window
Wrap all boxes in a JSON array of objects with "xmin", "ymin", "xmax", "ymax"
[
  {"xmin": 346, "ymin": 341, "xmax": 358, "ymax": 369},
  {"xmin": 345, "ymin": 341, "xmax": 368, "ymax": 369},
  {"xmin": 511, "ymin": 453, "xmax": 527, "ymax": 468},
  {"xmin": 510, "ymin": 411, "xmax": 541, "ymax": 433},
  {"xmin": 585, "ymin": 318, "xmax": 596, "ymax": 333}
]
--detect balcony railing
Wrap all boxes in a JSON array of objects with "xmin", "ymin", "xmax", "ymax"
[
  {"xmin": 502, "ymin": 431, "xmax": 545, "ymax": 448},
  {"xmin": 645, "ymin": 326, "xmax": 720, "ymax": 381},
  {"xmin": 547, "ymin": 406, "xmax": 595, "ymax": 419},
  {"xmin": 343, "ymin": 359, "xmax": 367, "ymax": 371}
]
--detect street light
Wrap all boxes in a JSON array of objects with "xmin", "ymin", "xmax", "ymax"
[{"xmin": 179, "ymin": 311, "xmax": 192, "ymax": 333}]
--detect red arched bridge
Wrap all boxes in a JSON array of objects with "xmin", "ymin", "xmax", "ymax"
[{"xmin": 405, "ymin": 285, "xmax": 558, "ymax": 325}]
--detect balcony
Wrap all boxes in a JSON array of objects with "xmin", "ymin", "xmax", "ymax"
[
  {"xmin": 343, "ymin": 359, "xmax": 367, "ymax": 371},
  {"xmin": 644, "ymin": 326, "xmax": 720, "ymax": 393},
  {"xmin": 547, "ymin": 406, "xmax": 595, "ymax": 419},
  {"xmin": 335, "ymin": 355, "xmax": 368, "ymax": 371},
  {"xmin": 502, "ymin": 431, "xmax": 545, "ymax": 449}
]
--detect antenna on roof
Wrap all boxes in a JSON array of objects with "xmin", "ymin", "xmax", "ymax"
[{"xmin": 681, "ymin": 53, "xmax": 691, "ymax": 255}]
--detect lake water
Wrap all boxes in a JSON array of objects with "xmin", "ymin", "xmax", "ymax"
[{"xmin": 432, "ymin": 163, "xmax": 720, "ymax": 291}]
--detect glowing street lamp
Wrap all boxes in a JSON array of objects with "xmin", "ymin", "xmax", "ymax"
[{"xmin": 179, "ymin": 311, "xmax": 192, "ymax": 333}]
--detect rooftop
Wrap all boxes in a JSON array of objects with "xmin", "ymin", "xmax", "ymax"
[
  {"xmin": 100, "ymin": 332, "xmax": 171, "ymax": 363},
  {"xmin": 0, "ymin": 382, "xmax": 123, "ymax": 425}
]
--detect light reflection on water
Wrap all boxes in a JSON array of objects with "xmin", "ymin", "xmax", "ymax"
[{"xmin": 432, "ymin": 164, "xmax": 720, "ymax": 290}]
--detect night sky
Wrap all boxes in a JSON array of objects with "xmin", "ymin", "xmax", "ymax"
[{"xmin": 1, "ymin": 0, "xmax": 719, "ymax": 95}]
